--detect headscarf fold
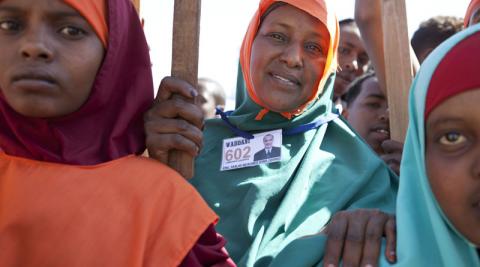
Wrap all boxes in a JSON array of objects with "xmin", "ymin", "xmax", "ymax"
[
  {"xmin": 191, "ymin": 1, "xmax": 398, "ymax": 266},
  {"xmin": 64, "ymin": 0, "xmax": 109, "ymax": 47},
  {"xmin": 464, "ymin": 0, "xmax": 480, "ymax": 27},
  {"xmin": 0, "ymin": 0, "xmax": 153, "ymax": 165}
]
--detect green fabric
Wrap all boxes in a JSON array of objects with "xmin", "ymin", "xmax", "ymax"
[
  {"xmin": 191, "ymin": 71, "xmax": 398, "ymax": 266},
  {"xmin": 270, "ymin": 22, "xmax": 480, "ymax": 267}
]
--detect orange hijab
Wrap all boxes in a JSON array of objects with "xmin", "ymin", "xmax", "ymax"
[
  {"xmin": 240, "ymin": 0, "xmax": 339, "ymax": 120},
  {"xmin": 465, "ymin": 0, "xmax": 480, "ymax": 27},
  {"xmin": 64, "ymin": 0, "xmax": 109, "ymax": 47}
]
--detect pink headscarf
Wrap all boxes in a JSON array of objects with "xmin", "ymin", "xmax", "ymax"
[{"xmin": 0, "ymin": 0, "xmax": 153, "ymax": 165}]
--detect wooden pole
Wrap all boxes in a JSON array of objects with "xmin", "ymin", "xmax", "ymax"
[
  {"xmin": 169, "ymin": 0, "xmax": 201, "ymax": 179},
  {"xmin": 381, "ymin": 0, "xmax": 413, "ymax": 142}
]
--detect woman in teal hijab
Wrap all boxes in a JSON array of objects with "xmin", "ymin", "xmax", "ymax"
[
  {"xmin": 145, "ymin": 0, "xmax": 398, "ymax": 266},
  {"xmin": 272, "ymin": 19, "xmax": 480, "ymax": 267}
]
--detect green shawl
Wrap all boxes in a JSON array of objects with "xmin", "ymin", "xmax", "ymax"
[
  {"xmin": 193, "ymin": 75, "xmax": 397, "ymax": 267},
  {"xmin": 190, "ymin": 1, "xmax": 398, "ymax": 266},
  {"xmin": 270, "ymin": 19, "xmax": 480, "ymax": 267}
]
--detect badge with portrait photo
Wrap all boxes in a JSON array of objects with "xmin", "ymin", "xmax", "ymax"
[{"xmin": 220, "ymin": 129, "xmax": 282, "ymax": 171}]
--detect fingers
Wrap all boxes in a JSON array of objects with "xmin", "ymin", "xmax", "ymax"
[
  {"xmin": 341, "ymin": 211, "xmax": 369, "ymax": 267},
  {"xmin": 146, "ymin": 97, "xmax": 204, "ymax": 130},
  {"xmin": 380, "ymin": 154, "xmax": 400, "ymax": 175},
  {"xmin": 146, "ymin": 126, "xmax": 202, "ymax": 164},
  {"xmin": 144, "ymin": 89, "xmax": 205, "ymax": 164},
  {"xmin": 384, "ymin": 215, "xmax": 397, "ymax": 263},
  {"xmin": 381, "ymin": 139, "xmax": 403, "ymax": 154},
  {"xmin": 381, "ymin": 139, "xmax": 403, "ymax": 175},
  {"xmin": 324, "ymin": 210, "xmax": 397, "ymax": 267},
  {"xmin": 323, "ymin": 212, "xmax": 348, "ymax": 267},
  {"xmin": 156, "ymin": 76, "xmax": 198, "ymax": 102},
  {"xmin": 359, "ymin": 210, "xmax": 389, "ymax": 267}
]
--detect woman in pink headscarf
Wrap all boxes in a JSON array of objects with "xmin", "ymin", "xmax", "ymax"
[{"xmin": 0, "ymin": 0, "xmax": 234, "ymax": 266}]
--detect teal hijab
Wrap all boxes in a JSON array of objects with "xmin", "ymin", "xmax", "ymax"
[
  {"xmin": 384, "ymin": 21, "xmax": 480, "ymax": 267},
  {"xmin": 271, "ymin": 20, "xmax": 480, "ymax": 267},
  {"xmin": 191, "ymin": 1, "xmax": 398, "ymax": 266}
]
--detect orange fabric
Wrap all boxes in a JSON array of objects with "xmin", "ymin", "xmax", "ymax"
[
  {"xmin": 465, "ymin": 0, "xmax": 480, "ymax": 27},
  {"xmin": 0, "ymin": 153, "xmax": 218, "ymax": 267},
  {"xmin": 240, "ymin": 0, "xmax": 339, "ymax": 120},
  {"xmin": 63, "ymin": 0, "xmax": 109, "ymax": 47}
]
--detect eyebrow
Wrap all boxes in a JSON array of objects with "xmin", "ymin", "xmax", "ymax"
[
  {"xmin": 272, "ymin": 22, "xmax": 324, "ymax": 39},
  {"xmin": 427, "ymin": 117, "xmax": 465, "ymax": 128},
  {"xmin": 366, "ymin": 93, "xmax": 385, "ymax": 100}
]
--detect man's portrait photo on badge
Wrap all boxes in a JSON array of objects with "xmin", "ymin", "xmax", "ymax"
[{"xmin": 253, "ymin": 134, "xmax": 281, "ymax": 161}]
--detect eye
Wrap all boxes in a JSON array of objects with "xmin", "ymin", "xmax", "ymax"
[
  {"xmin": 59, "ymin": 25, "xmax": 86, "ymax": 39},
  {"xmin": 305, "ymin": 42, "xmax": 323, "ymax": 55},
  {"xmin": 267, "ymin": 32, "xmax": 286, "ymax": 43},
  {"xmin": 366, "ymin": 102, "xmax": 381, "ymax": 109},
  {"xmin": 338, "ymin": 46, "xmax": 350, "ymax": 55},
  {"xmin": 0, "ymin": 20, "xmax": 21, "ymax": 32},
  {"xmin": 438, "ymin": 132, "xmax": 467, "ymax": 146}
]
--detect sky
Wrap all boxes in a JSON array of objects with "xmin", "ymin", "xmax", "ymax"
[{"xmin": 141, "ymin": 0, "xmax": 470, "ymax": 109}]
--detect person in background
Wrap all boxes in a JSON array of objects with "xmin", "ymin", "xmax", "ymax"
[
  {"xmin": 342, "ymin": 72, "xmax": 402, "ymax": 175},
  {"xmin": 0, "ymin": 0, "xmax": 234, "ymax": 266},
  {"xmin": 411, "ymin": 16, "xmax": 463, "ymax": 64},
  {"xmin": 333, "ymin": 18, "xmax": 370, "ymax": 113},
  {"xmin": 198, "ymin": 77, "xmax": 226, "ymax": 119}
]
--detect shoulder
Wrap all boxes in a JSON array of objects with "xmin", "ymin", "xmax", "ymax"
[{"xmin": 106, "ymin": 156, "xmax": 201, "ymax": 198}]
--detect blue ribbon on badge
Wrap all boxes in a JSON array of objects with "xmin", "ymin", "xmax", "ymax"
[{"xmin": 215, "ymin": 108, "xmax": 338, "ymax": 139}]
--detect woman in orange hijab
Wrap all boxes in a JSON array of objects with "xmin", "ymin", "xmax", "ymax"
[
  {"xmin": 0, "ymin": 0, "xmax": 234, "ymax": 266},
  {"xmin": 145, "ymin": 0, "xmax": 398, "ymax": 266}
]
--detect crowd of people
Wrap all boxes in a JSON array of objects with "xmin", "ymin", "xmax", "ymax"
[{"xmin": 0, "ymin": 0, "xmax": 479, "ymax": 266}]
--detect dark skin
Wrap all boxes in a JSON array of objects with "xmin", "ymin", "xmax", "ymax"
[
  {"xmin": 323, "ymin": 209, "xmax": 396, "ymax": 267},
  {"xmin": 144, "ymin": 4, "xmax": 397, "ymax": 267}
]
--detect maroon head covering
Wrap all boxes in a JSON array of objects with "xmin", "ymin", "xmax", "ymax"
[
  {"xmin": 0, "ymin": 0, "xmax": 153, "ymax": 165},
  {"xmin": 425, "ymin": 30, "xmax": 480, "ymax": 118}
]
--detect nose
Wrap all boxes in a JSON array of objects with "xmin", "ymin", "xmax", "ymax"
[
  {"xmin": 343, "ymin": 57, "xmax": 359, "ymax": 73},
  {"xmin": 280, "ymin": 44, "xmax": 303, "ymax": 69},
  {"xmin": 19, "ymin": 27, "xmax": 53, "ymax": 62},
  {"xmin": 379, "ymin": 107, "xmax": 389, "ymax": 122}
]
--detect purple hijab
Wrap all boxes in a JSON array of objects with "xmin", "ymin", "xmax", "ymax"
[{"xmin": 0, "ymin": 0, "xmax": 153, "ymax": 165}]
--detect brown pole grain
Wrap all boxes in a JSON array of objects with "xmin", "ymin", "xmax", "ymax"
[
  {"xmin": 381, "ymin": 0, "xmax": 413, "ymax": 142},
  {"xmin": 169, "ymin": 0, "xmax": 201, "ymax": 179}
]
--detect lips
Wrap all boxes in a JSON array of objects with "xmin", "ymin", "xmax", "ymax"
[
  {"xmin": 336, "ymin": 73, "xmax": 353, "ymax": 84},
  {"xmin": 12, "ymin": 70, "xmax": 56, "ymax": 84},
  {"xmin": 371, "ymin": 124, "xmax": 390, "ymax": 139},
  {"xmin": 269, "ymin": 71, "xmax": 302, "ymax": 87},
  {"xmin": 10, "ymin": 69, "xmax": 58, "ymax": 92}
]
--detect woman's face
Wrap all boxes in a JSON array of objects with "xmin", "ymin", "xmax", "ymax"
[
  {"xmin": 426, "ymin": 89, "xmax": 480, "ymax": 245},
  {"xmin": 0, "ymin": 0, "xmax": 104, "ymax": 118},
  {"xmin": 334, "ymin": 23, "xmax": 369, "ymax": 98},
  {"xmin": 250, "ymin": 4, "xmax": 329, "ymax": 113}
]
